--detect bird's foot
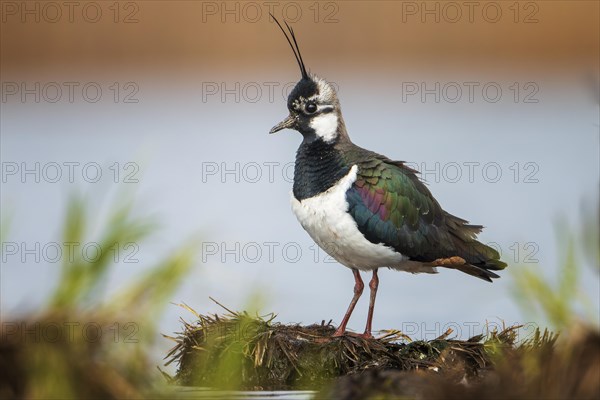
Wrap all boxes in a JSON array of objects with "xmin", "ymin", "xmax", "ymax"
[
  {"xmin": 360, "ymin": 332, "xmax": 374, "ymax": 339},
  {"xmin": 332, "ymin": 328, "xmax": 346, "ymax": 337}
]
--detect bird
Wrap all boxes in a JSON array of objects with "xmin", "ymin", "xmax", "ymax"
[{"xmin": 268, "ymin": 15, "xmax": 507, "ymax": 339}]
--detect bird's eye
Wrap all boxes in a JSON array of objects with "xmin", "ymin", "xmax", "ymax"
[{"xmin": 305, "ymin": 103, "xmax": 317, "ymax": 114}]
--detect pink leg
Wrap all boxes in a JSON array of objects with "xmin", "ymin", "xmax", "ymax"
[
  {"xmin": 333, "ymin": 269, "xmax": 364, "ymax": 337},
  {"xmin": 363, "ymin": 269, "xmax": 379, "ymax": 338}
]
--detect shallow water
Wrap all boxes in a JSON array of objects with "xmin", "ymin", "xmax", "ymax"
[{"xmin": 173, "ymin": 387, "xmax": 315, "ymax": 399}]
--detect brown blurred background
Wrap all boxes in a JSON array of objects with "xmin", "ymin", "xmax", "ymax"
[{"xmin": 2, "ymin": 0, "xmax": 598, "ymax": 78}]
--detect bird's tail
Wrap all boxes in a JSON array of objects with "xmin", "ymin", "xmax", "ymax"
[
  {"xmin": 441, "ymin": 213, "xmax": 507, "ymax": 282},
  {"xmin": 451, "ymin": 260, "xmax": 505, "ymax": 282}
]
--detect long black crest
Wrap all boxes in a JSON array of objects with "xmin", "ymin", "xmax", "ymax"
[{"xmin": 270, "ymin": 13, "xmax": 309, "ymax": 80}]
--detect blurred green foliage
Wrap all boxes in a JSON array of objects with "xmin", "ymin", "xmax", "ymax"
[
  {"xmin": 50, "ymin": 194, "xmax": 155, "ymax": 310},
  {"xmin": 0, "ymin": 192, "xmax": 198, "ymax": 399},
  {"xmin": 511, "ymin": 194, "xmax": 600, "ymax": 331}
]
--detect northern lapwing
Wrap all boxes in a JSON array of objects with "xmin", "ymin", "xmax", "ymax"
[{"xmin": 269, "ymin": 16, "xmax": 507, "ymax": 338}]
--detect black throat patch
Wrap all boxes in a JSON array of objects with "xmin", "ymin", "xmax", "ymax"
[{"xmin": 293, "ymin": 137, "xmax": 350, "ymax": 201}]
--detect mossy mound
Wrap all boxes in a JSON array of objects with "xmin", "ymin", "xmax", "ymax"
[{"xmin": 165, "ymin": 302, "xmax": 528, "ymax": 391}]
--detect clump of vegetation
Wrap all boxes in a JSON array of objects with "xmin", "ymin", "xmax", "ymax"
[
  {"xmin": 168, "ymin": 304, "xmax": 599, "ymax": 399},
  {"xmin": 166, "ymin": 301, "xmax": 530, "ymax": 391},
  {"xmin": 0, "ymin": 194, "xmax": 197, "ymax": 399}
]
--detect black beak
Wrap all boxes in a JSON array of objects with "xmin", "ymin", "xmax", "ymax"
[{"xmin": 269, "ymin": 114, "xmax": 296, "ymax": 134}]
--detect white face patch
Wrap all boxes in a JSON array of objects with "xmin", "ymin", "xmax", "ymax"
[{"xmin": 309, "ymin": 113, "xmax": 339, "ymax": 143}]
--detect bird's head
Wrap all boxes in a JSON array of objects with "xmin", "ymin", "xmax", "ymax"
[{"xmin": 269, "ymin": 16, "xmax": 345, "ymax": 144}]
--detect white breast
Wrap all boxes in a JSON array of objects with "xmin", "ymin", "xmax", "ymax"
[{"xmin": 291, "ymin": 165, "xmax": 436, "ymax": 273}]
